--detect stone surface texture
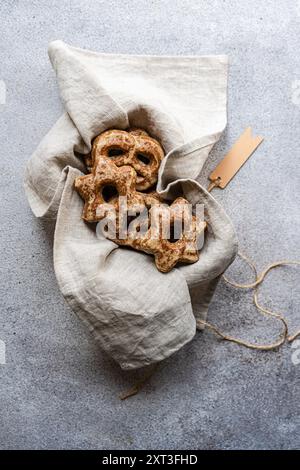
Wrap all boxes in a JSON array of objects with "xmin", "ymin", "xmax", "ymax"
[{"xmin": 0, "ymin": 0, "xmax": 299, "ymax": 450}]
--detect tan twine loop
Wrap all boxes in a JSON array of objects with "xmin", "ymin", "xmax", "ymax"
[
  {"xmin": 197, "ymin": 253, "xmax": 300, "ymax": 349},
  {"xmin": 207, "ymin": 176, "xmax": 222, "ymax": 192},
  {"xmin": 198, "ymin": 183, "xmax": 300, "ymax": 348}
]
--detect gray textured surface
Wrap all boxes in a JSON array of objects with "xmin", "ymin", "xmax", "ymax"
[{"xmin": 0, "ymin": 0, "xmax": 299, "ymax": 450}]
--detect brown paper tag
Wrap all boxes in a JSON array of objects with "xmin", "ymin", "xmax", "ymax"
[{"xmin": 208, "ymin": 127, "xmax": 264, "ymax": 190}]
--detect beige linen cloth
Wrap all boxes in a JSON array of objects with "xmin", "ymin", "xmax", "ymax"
[{"xmin": 24, "ymin": 41, "xmax": 238, "ymax": 370}]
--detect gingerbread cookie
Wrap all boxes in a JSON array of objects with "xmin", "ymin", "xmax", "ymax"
[
  {"xmin": 75, "ymin": 156, "xmax": 206, "ymax": 273},
  {"xmin": 91, "ymin": 128, "xmax": 164, "ymax": 191},
  {"xmin": 116, "ymin": 196, "xmax": 206, "ymax": 273}
]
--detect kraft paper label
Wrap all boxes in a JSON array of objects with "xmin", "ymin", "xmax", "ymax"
[{"xmin": 209, "ymin": 127, "xmax": 264, "ymax": 189}]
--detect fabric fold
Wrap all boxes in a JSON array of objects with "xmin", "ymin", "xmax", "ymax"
[{"xmin": 24, "ymin": 41, "xmax": 237, "ymax": 369}]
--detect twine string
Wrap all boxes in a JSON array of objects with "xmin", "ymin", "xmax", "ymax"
[
  {"xmin": 199, "ymin": 184, "xmax": 300, "ymax": 349},
  {"xmin": 207, "ymin": 176, "xmax": 222, "ymax": 192},
  {"xmin": 197, "ymin": 252, "xmax": 300, "ymax": 349},
  {"xmin": 119, "ymin": 363, "xmax": 160, "ymax": 400}
]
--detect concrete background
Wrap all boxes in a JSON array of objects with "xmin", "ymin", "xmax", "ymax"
[{"xmin": 1, "ymin": 0, "xmax": 300, "ymax": 450}]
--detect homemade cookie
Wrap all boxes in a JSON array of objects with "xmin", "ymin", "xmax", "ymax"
[
  {"xmin": 116, "ymin": 196, "xmax": 206, "ymax": 273},
  {"xmin": 91, "ymin": 128, "xmax": 164, "ymax": 191},
  {"xmin": 75, "ymin": 156, "xmax": 206, "ymax": 272}
]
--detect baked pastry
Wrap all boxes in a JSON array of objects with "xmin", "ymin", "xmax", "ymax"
[
  {"xmin": 116, "ymin": 196, "xmax": 206, "ymax": 273},
  {"xmin": 90, "ymin": 128, "xmax": 164, "ymax": 191},
  {"xmin": 75, "ymin": 156, "xmax": 206, "ymax": 272},
  {"xmin": 74, "ymin": 155, "xmax": 143, "ymax": 222}
]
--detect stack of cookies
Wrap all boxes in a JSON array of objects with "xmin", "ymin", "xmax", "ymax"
[{"xmin": 74, "ymin": 129, "xmax": 206, "ymax": 273}]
